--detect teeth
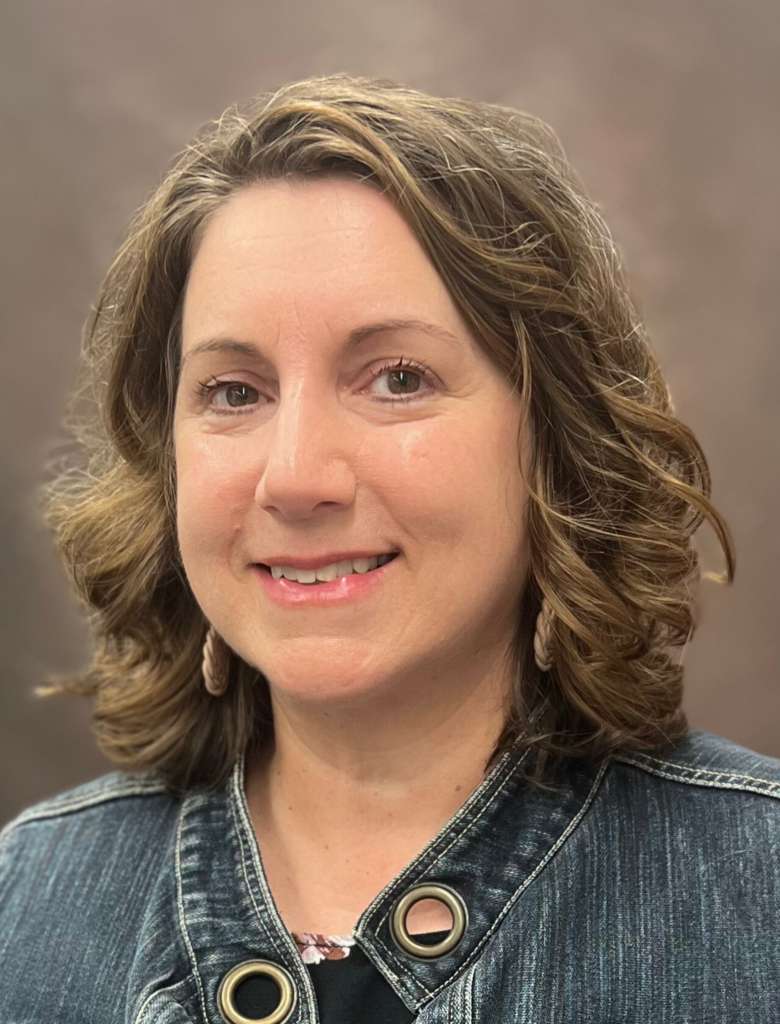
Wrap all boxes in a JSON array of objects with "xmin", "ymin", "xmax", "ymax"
[{"xmin": 270, "ymin": 553, "xmax": 395, "ymax": 583}]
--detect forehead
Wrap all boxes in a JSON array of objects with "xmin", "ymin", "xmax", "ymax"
[{"xmin": 182, "ymin": 177, "xmax": 461, "ymax": 341}]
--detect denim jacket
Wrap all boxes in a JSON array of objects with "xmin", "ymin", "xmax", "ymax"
[{"xmin": 1, "ymin": 726, "xmax": 779, "ymax": 1023}]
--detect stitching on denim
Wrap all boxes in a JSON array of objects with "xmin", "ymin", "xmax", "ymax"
[
  {"xmin": 422, "ymin": 757, "xmax": 610, "ymax": 1002},
  {"xmin": 133, "ymin": 975, "xmax": 192, "ymax": 1024},
  {"xmin": 373, "ymin": 751, "xmax": 526, "ymax": 936},
  {"xmin": 367, "ymin": 752, "xmax": 528, "ymax": 1002},
  {"xmin": 0, "ymin": 782, "xmax": 167, "ymax": 834},
  {"xmin": 613, "ymin": 751, "xmax": 780, "ymax": 790},
  {"xmin": 174, "ymin": 801, "xmax": 208, "ymax": 1024},
  {"xmin": 355, "ymin": 937, "xmax": 405, "ymax": 987},
  {"xmin": 612, "ymin": 755, "xmax": 780, "ymax": 798},
  {"xmin": 353, "ymin": 936, "xmax": 407, "ymax": 999},
  {"xmin": 0, "ymin": 825, "xmax": 16, "ymax": 869},
  {"xmin": 423, "ymin": 755, "xmax": 524, "ymax": 874},
  {"xmin": 354, "ymin": 751, "xmax": 519, "ymax": 942},
  {"xmin": 378, "ymin": 940, "xmax": 435, "ymax": 1000},
  {"xmin": 134, "ymin": 985, "xmax": 162, "ymax": 1024},
  {"xmin": 228, "ymin": 793, "xmax": 286, "ymax": 960},
  {"xmin": 230, "ymin": 763, "xmax": 290, "ymax": 960},
  {"xmin": 448, "ymin": 961, "xmax": 475, "ymax": 1024},
  {"xmin": 446, "ymin": 978, "xmax": 454, "ymax": 1024},
  {"xmin": 466, "ymin": 960, "xmax": 475, "ymax": 1024},
  {"xmin": 229, "ymin": 759, "xmax": 320, "ymax": 1019}
]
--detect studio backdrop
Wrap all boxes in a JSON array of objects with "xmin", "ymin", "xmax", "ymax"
[{"xmin": 1, "ymin": 0, "xmax": 778, "ymax": 825}]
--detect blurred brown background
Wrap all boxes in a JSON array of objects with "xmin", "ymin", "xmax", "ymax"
[{"xmin": 1, "ymin": 0, "xmax": 778, "ymax": 827}]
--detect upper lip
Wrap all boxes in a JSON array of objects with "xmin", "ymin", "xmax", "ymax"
[{"xmin": 257, "ymin": 551, "xmax": 399, "ymax": 570}]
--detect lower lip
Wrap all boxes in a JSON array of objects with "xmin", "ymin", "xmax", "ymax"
[{"xmin": 253, "ymin": 555, "xmax": 400, "ymax": 607}]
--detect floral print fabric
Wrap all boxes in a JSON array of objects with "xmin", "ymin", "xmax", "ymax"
[{"xmin": 292, "ymin": 932, "xmax": 356, "ymax": 964}]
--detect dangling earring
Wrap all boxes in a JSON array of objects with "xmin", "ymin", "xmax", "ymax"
[
  {"xmin": 202, "ymin": 624, "xmax": 231, "ymax": 696},
  {"xmin": 534, "ymin": 596, "xmax": 555, "ymax": 672}
]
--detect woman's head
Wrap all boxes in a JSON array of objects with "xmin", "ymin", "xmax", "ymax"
[
  {"xmin": 38, "ymin": 73, "xmax": 734, "ymax": 790},
  {"xmin": 175, "ymin": 176, "xmax": 531, "ymax": 727}
]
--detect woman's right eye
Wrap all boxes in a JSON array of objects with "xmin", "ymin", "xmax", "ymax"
[{"xmin": 195, "ymin": 380, "xmax": 260, "ymax": 415}]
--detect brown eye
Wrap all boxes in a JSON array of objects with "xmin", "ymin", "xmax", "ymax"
[
  {"xmin": 369, "ymin": 357, "xmax": 437, "ymax": 404},
  {"xmin": 384, "ymin": 368, "xmax": 423, "ymax": 396},
  {"xmin": 221, "ymin": 383, "xmax": 258, "ymax": 408},
  {"xmin": 195, "ymin": 379, "xmax": 261, "ymax": 415}
]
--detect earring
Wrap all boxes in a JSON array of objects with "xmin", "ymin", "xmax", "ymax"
[
  {"xmin": 534, "ymin": 596, "xmax": 555, "ymax": 672},
  {"xmin": 202, "ymin": 624, "xmax": 231, "ymax": 696}
]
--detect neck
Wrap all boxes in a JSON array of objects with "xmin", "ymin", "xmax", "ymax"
[
  {"xmin": 248, "ymin": 648, "xmax": 512, "ymax": 815},
  {"xmin": 243, "ymin": 653, "xmax": 513, "ymax": 935}
]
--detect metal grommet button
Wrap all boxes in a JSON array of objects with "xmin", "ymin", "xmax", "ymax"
[
  {"xmin": 217, "ymin": 960, "xmax": 297, "ymax": 1024},
  {"xmin": 390, "ymin": 883, "xmax": 468, "ymax": 960}
]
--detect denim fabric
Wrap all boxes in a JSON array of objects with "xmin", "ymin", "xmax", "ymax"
[{"xmin": 1, "ymin": 726, "xmax": 779, "ymax": 1023}]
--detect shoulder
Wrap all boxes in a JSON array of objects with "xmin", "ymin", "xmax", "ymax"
[
  {"xmin": 0, "ymin": 769, "xmax": 175, "ymax": 846},
  {"xmin": 609, "ymin": 726, "xmax": 780, "ymax": 801},
  {"xmin": 0, "ymin": 769, "xmax": 180, "ymax": 900},
  {"xmin": 1, "ymin": 769, "xmax": 171, "ymax": 836},
  {"xmin": 598, "ymin": 727, "xmax": 780, "ymax": 852},
  {"xmin": 0, "ymin": 772, "xmax": 192, "ymax": 1011}
]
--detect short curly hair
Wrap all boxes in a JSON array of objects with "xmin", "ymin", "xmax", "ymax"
[{"xmin": 37, "ymin": 73, "xmax": 735, "ymax": 792}]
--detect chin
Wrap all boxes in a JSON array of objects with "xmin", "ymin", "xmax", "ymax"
[{"xmin": 266, "ymin": 669, "xmax": 391, "ymax": 706}]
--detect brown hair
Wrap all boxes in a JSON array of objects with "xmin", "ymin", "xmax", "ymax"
[{"xmin": 37, "ymin": 73, "xmax": 735, "ymax": 792}]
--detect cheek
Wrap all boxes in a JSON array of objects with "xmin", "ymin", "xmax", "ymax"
[
  {"xmin": 175, "ymin": 434, "xmax": 255, "ymax": 562},
  {"xmin": 374, "ymin": 426, "xmax": 460, "ymax": 528},
  {"xmin": 384, "ymin": 420, "xmax": 515, "ymax": 549}
]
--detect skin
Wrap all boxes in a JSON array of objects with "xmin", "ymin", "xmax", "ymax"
[{"xmin": 173, "ymin": 177, "xmax": 533, "ymax": 936}]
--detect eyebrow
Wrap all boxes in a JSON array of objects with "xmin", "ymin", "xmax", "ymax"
[{"xmin": 180, "ymin": 317, "xmax": 465, "ymax": 368}]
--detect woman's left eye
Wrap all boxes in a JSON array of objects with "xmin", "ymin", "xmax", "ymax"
[
  {"xmin": 366, "ymin": 357, "xmax": 437, "ymax": 403},
  {"xmin": 194, "ymin": 357, "xmax": 437, "ymax": 416}
]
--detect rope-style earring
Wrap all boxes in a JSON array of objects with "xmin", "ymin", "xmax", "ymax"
[
  {"xmin": 203, "ymin": 606, "xmax": 553, "ymax": 691},
  {"xmin": 202, "ymin": 624, "xmax": 231, "ymax": 696},
  {"xmin": 533, "ymin": 596, "xmax": 555, "ymax": 672}
]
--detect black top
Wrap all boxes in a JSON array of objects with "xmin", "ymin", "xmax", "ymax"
[
  {"xmin": 234, "ymin": 931, "xmax": 451, "ymax": 1023},
  {"xmin": 306, "ymin": 931, "xmax": 451, "ymax": 1024}
]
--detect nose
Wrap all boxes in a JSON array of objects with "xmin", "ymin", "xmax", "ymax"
[{"xmin": 255, "ymin": 385, "xmax": 357, "ymax": 520}]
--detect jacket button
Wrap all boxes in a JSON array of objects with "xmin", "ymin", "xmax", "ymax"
[
  {"xmin": 217, "ymin": 959, "xmax": 297, "ymax": 1024},
  {"xmin": 390, "ymin": 882, "xmax": 468, "ymax": 960}
]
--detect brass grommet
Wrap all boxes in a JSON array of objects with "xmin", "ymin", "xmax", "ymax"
[
  {"xmin": 390, "ymin": 883, "xmax": 468, "ymax": 960},
  {"xmin": 217, "ymin": 960, "xmax": 297, "ymax": 1024}
]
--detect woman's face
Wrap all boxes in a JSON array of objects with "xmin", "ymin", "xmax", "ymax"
[{"xmin": 174, "ymin": 177, "xmax": 532, "ymax": 709}]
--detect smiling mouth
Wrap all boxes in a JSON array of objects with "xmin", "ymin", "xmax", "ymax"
[{"xmin": 257, "ymin": 552, "xmax": 400, "ymax": 582}]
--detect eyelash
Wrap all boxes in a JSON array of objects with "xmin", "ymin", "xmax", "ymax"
[{"xmin": 194, "ymin": 357, "xmax": 437, "ymax": 417}]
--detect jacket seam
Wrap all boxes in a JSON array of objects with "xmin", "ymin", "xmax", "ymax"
[
  {"xmin": 0, "ymin": 782, "xmax": 169, "ymax": 838},
  {"xmin": 175, "ymin": 803, "xmax": 209, "ymax": 1024},
  {"xmin": 0, "ymin": 782, "xmax": 170, "ymax": 874},
  {"xmin": 465, "ymin": 961, "xmax": 476, "ymax": 1023},
  {"xmin": 355, "ymin": 747, "xmax": 520, "ymax": 948},
  {"xmin": 423, "ymin": 756, "xmax": 610, "ymax": 1004},
  {"xmin": 229, "ymin": 758, "xmax": 321, "ymax": 1019},
  {"xmin": 612, "ymin": 754, "xmax": 780, "ymax": 798},
  {"xmin": 229, "ymin": 794, "xmax": 288, "ymax": 961},
  {"xmin": 133, "ymin": 975, "xmax": 193, "ymax": 1024},
  {"xmin": 373, "ymin": 749, "xmax": 526, "ymax": 937},
  {"xmin": 0, "ymin": 828, "xmax": 14, "ymax": 875},
  {"xmin": 370, "ymin": 751, "xmax": 527, "ymax": 999}
]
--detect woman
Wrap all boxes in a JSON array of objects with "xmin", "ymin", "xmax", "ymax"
[{"xmin": 1, "ymin": 73, "xmax": 777, "ymax": 1024}]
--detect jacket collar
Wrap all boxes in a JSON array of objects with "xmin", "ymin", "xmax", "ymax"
[
  {"xmin": 177, "ymin": 745, "xmax": 608, "ymax": 1017},
  {"xmin": 354, "ymin": 746, "xmax": 608, "ymax": 1006}
]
